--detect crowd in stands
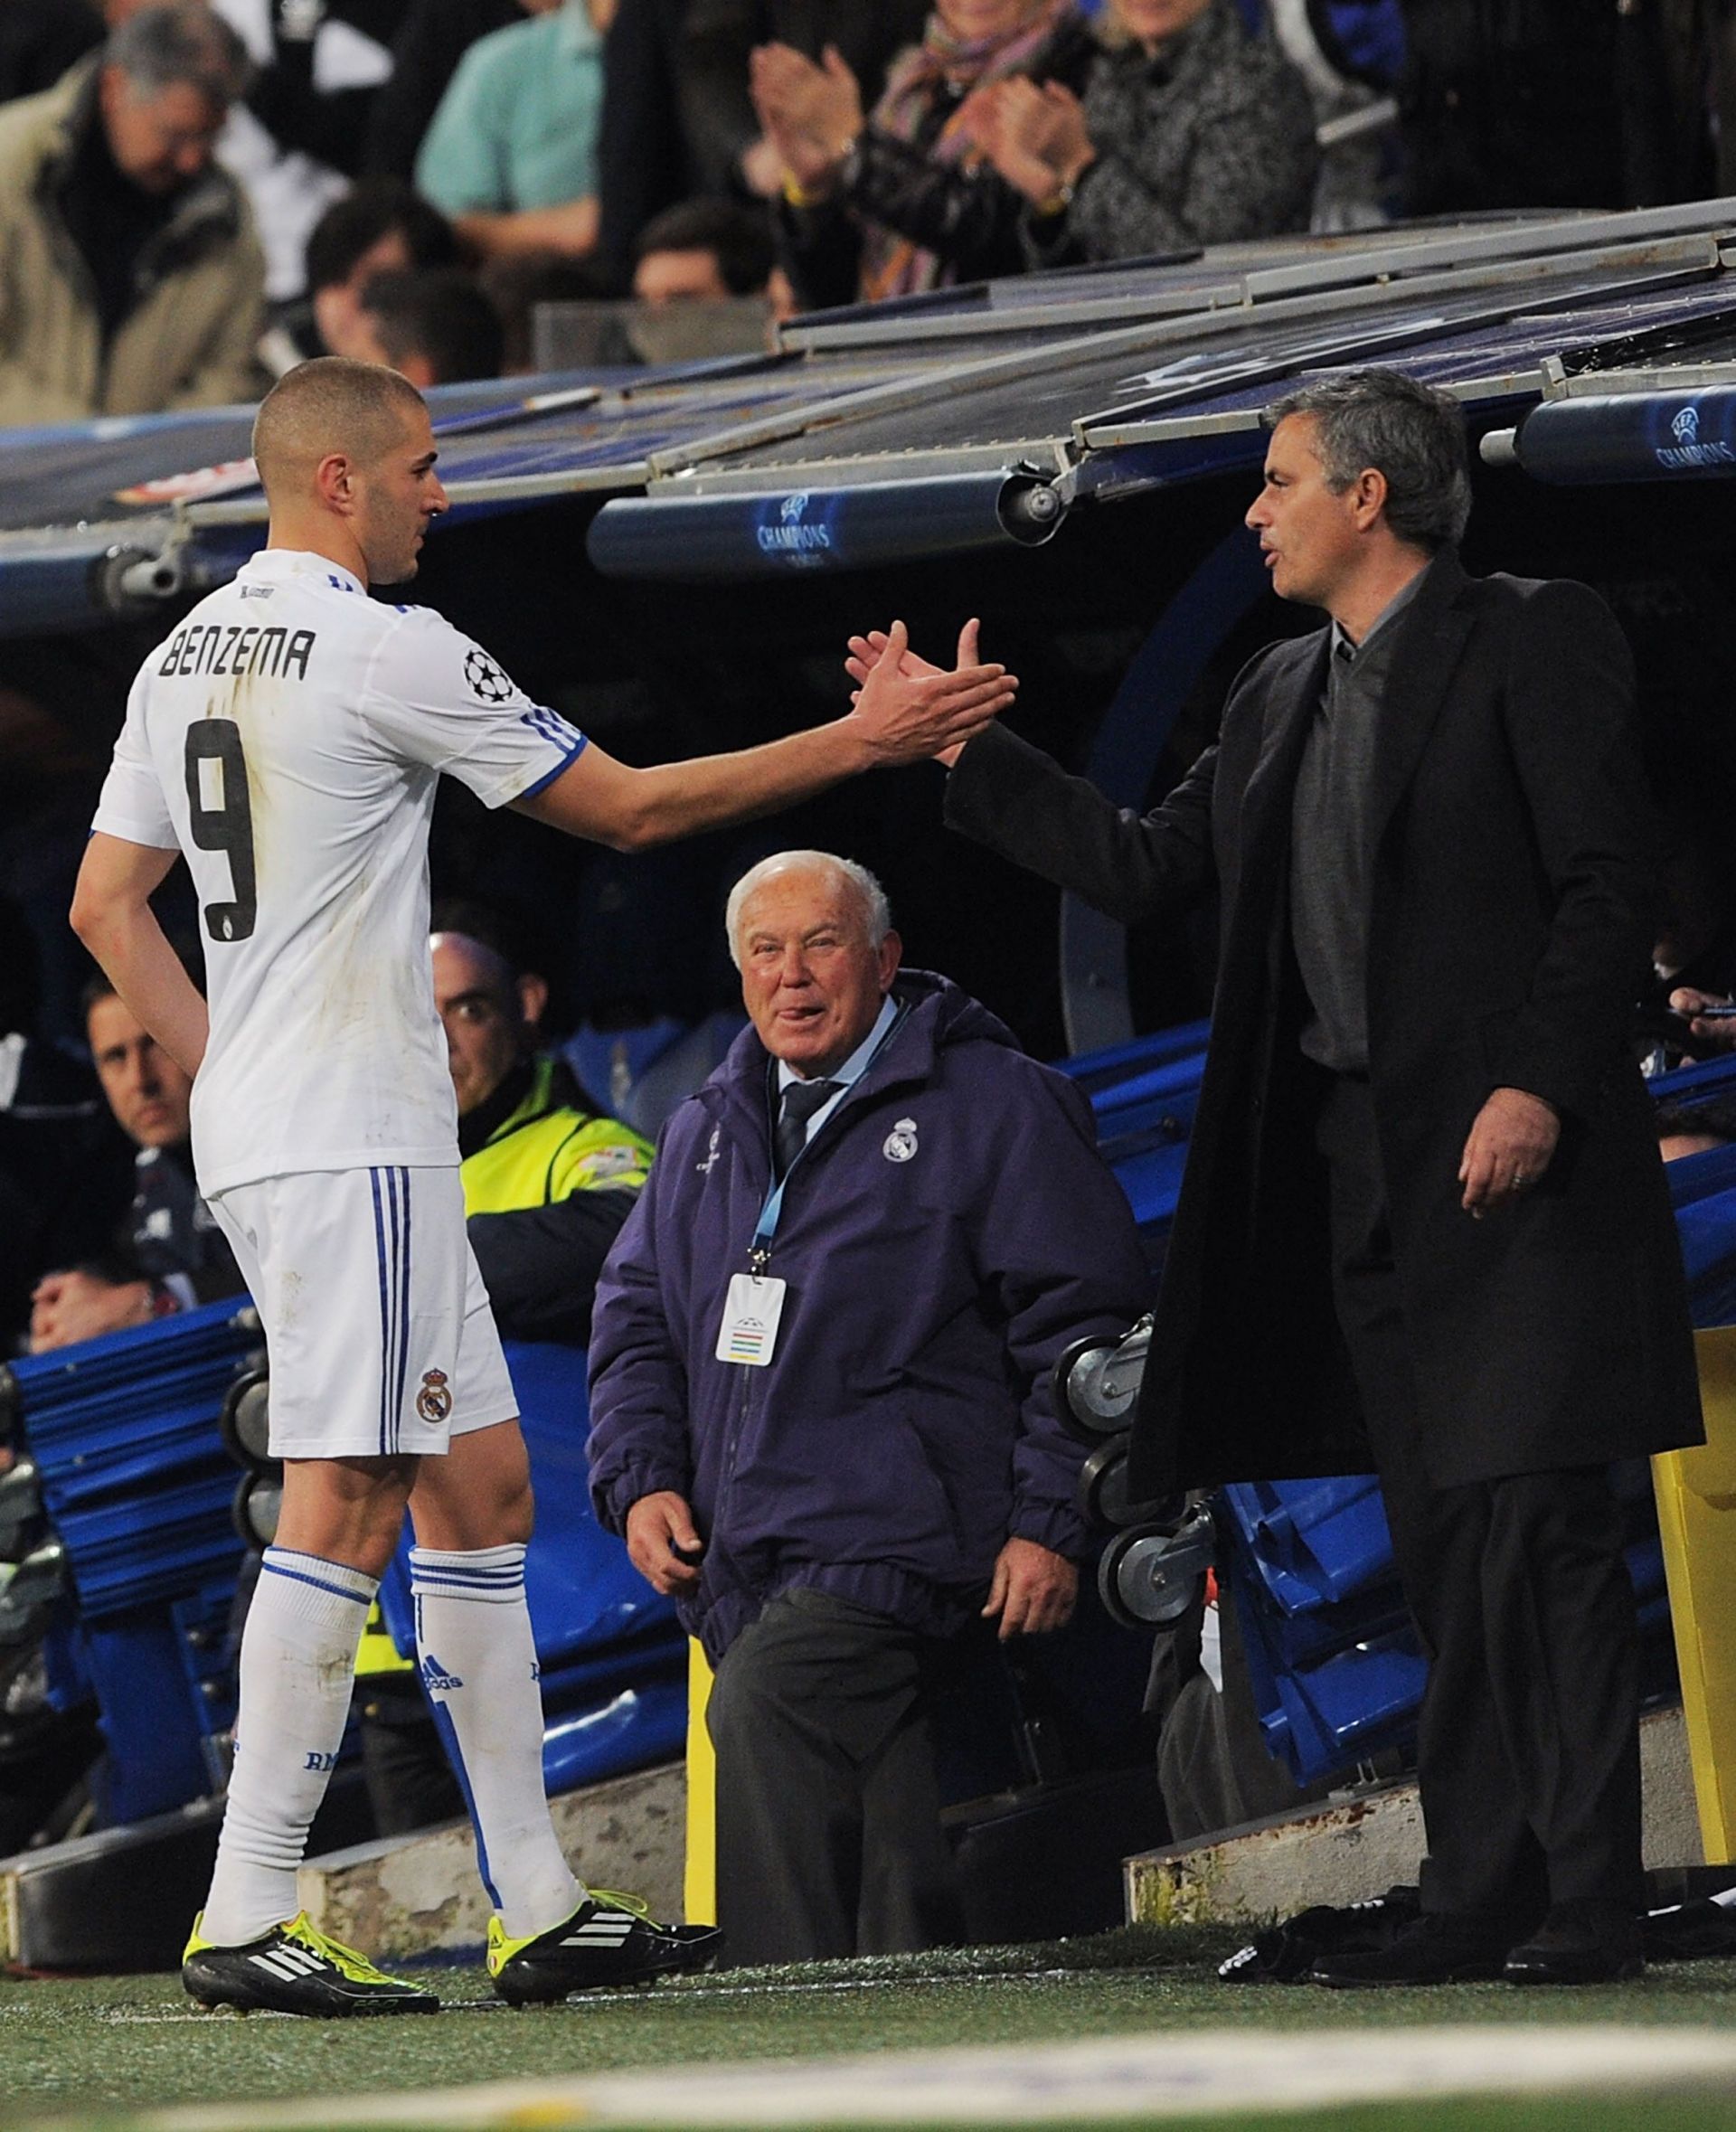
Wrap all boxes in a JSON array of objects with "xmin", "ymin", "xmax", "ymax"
[{"xmin": 0, "ymin": 1, "xmax": 1725, "ymax": 425}]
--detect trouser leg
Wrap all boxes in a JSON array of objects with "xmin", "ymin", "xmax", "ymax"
[
  {"xmin": 708, "ymin": 1589, "xmax": 958, "ymax": 1965},
  {"xmin": 856, "ymin": 1669, "xmax": 964, "ymax": 1956},
  {"xmin": 1373, "ymin": 1457, "xmax": 1551, "ymax": 1930},
  {"xmin": 1481, "ymin": 1468, "xmax": 1644, "ymax": 1912},
  {"xmin": 1315, "ymin": 1073, "xmax": 1546, "ymax": 1932}
]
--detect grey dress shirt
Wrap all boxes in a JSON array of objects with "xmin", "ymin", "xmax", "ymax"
[{"xmin": 1290, "ymin": 567, "xmax": 1429, "ymax": 1073}]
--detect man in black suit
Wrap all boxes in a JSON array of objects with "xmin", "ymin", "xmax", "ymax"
[{"xmin": 857, "ymin": 368, "xmax": 1703, "ymax": 1986}]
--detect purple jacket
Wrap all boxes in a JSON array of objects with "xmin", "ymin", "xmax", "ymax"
[{"xmin": 587, "ymin": 971, "xmax": 1150, "ymax": 1663}]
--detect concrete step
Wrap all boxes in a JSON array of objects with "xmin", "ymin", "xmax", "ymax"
[
  {"xmin": 1, "ymin": 1771, "xmax": 374, "ymax": 1972},
  {"xmin": 1125, "ymin": 1703, "xmax": 1703, "ymax": 1927},
  {"xmin": 297, "ymin": 1759, "xmax": 687, "ymax": 1961},
  {"xmin": 0, "ymin": 1759, "xmax": 685, "ymax": 1972}
]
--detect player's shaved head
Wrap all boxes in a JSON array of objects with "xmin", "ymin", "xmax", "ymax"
[{"xmin": 251, "ymin": 356, "xmax": 429, "ymax": 498}]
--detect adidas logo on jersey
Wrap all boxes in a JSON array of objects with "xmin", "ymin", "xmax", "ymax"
[{"xmin": 420, "ymin": 1653, "xmax": 463, "ymax": 1693}]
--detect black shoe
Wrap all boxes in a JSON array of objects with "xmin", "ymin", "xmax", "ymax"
[
  {"xmin": 183, "ymin": 1910, "xmax": 440, "ymax": 2017},
  {"xmin": 1505, "ymin": 1901, "xmax": 1643, "ymax": 1986},
  {"xmin": 1307, "ymin": 1914, "xmax": 1508, "ymax": 1988},
  {"xmin": 488, "ymin": 1890, "xmax": 723, "ymax": 2005}
]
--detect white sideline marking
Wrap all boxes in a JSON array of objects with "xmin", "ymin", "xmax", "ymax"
[{"xmin": 105, "ymin": 2024, "xmax": 1736, "ymax": 2129}]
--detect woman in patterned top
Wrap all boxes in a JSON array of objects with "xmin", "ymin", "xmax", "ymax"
[
  {"xmin": 976, "ymin": 0, "xmax": 1319, "ymax": 269},
  {"xmin": 753, "ymin": 0, "xmax": 1096, "ymax": 311}
]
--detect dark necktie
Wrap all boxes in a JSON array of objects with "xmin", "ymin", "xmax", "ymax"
[{"xmin": 774, "ymin": 1079, "xmax": 840, "ymax": 1179}]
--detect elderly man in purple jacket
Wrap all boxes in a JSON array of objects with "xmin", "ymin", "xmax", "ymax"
[{"xmin": 588, "ymin": 849, "xmax": 1149, "ymax": 1965}]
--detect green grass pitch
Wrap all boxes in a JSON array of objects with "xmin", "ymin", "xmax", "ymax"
[{"xmin": 6, "ymin": 1926, "xmax": 1736, "ymax": 2130}]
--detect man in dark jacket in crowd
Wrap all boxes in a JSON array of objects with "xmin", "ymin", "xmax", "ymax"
[
  {"xmin": 0, "ymin": 900, "xmax": 134, "ymax": 1351},
  {"xmin": 589, "ymin": 850, "xmax": 1148, "ymax": 1965},
  {"xmin": 901, "ymin": 367, "xmax": 1703, "ymax": 1987},
  {"xmin": 31, "ymin": 966, "xmax": 241, "ymax": 1351}
]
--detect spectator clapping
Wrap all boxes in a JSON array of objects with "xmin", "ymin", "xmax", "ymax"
[
  {"xmin": 755, "ymin": 0, "xmax": 1095, "ymax": 311},
  {"xmin": 976, "ymin": 0, "xmax": 1318, "ymax": 269}
]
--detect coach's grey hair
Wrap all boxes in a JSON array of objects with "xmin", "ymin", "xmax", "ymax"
[
  {"xmin": 1264, "ymin": 368, "xmax": 1473, "ymax": 552},
  {"xmin": 725, "ymin": 852, "xmax": 892, "ymax": 969},
  {"xmin": 108, "ymin": 2, "xmax": 253, "ymax": 105}
]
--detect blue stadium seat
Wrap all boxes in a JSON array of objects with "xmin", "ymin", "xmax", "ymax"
[{"xmin": 14, "ymin": 1307, "xmax": 684, "ymax": 1826}]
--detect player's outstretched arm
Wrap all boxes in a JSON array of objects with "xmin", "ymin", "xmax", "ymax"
[
  {"xmin": 514, "ymin": 620, "xmax": 1015, "ymax": 850},
  {"xmin": 70, "ymin": 834, "xmax": 210, "ymax": 1077}
]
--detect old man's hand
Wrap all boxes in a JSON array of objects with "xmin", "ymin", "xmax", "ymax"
[
  {"xmin": 982, "ymin": 1536, "xmax": 1077, "ymax": 1639},
  {"xmin": 625, "ymin": 1489, "xmax": 704, "ymax": 1595}
]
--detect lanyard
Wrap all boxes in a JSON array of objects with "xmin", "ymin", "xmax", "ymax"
[
  {"xmin": 747, "ymin": 1166, "xmax": 799, "ymax": 1275},
  {"xmin": 748, "ymin": 1003, "xmax": 906, "ymax": 1274}
]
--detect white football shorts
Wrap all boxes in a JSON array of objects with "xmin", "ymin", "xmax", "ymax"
[{"xmin": 208, "ymin": 1165, "xmax": 518, "ymax": 1459}]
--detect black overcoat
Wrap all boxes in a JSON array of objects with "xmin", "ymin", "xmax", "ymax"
[{"xmin": 946, "ymin": 551, "xmax": 1704, "ymax": 1494}]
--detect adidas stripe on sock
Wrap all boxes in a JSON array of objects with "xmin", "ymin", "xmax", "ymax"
[{"xmin": 410, "ymin": 1542, "xmax": 581, "ymax": 1940}]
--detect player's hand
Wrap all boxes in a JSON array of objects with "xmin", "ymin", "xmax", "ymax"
[
  {"xmin": 625, "ymin": 1489, "xmax": 704, "ymax": 1595},
  {"xmin": 844, "ymin": 620, "xmax": 999, "ymax": 765},
  {"xmin": 982, "ymin": 1537, "xmax": 1076, "ymax": 1638},
  {"xmin": 1458, "ymin": 1086, "xmax": 1560, "ymax": 1219},
  {"xmin": 844, "ymin": 621, "xmax": 952, "ymax": 687},
  {"xmin": 29, "ymin": 1269, "xmax": 155, "ymax": 1352},
  {"xmin": 1670, "ymin": 986, "xmax": 1736, "ymax": 1052}
]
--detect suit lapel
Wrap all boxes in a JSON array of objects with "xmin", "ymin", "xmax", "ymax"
[{"xmin": 1367, "ymin": 550, "xmax": 1476, "ymax": 861}]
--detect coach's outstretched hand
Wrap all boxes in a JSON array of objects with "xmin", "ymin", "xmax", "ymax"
[{"xmin": 844, "ymin": 619, "xmax": 1012, "ymax": 766}]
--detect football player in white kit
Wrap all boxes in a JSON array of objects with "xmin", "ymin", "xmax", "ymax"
[{"xmin": 70, "ymin": 357, "xmax": 1014, "ymax": 2016}]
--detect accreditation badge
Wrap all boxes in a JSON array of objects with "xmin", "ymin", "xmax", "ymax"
[{"xmin": 715, "ymin": 1272, "xmax": 788, "ymax": 1366}]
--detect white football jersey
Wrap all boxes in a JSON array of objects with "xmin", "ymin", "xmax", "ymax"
[{"xmin": 91, "ymin": 548, "xmax": 586, "ymax": 1195}]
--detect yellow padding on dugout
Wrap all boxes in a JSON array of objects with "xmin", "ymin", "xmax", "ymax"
[
  {"xmin": 1655, "ymin": 1325, "xmax": 1736, "ymax": 1865},
  {"xmin": 684, "ymin": 1637, "xmax": 717, "ymax": 1925}
]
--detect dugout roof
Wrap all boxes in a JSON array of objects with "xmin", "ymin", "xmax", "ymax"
[{"xmin": 13, "ymin": 196, "xmax": 1736, "ymax": 635}]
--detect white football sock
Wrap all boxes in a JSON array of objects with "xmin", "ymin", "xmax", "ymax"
[
  {"xmin": 200, "ymin": 1547, "xmax": 375, "ymax": 1947},
  {"xmin": 410, "ymin": 1542, "xmax": 582, "ymax": 1939}
]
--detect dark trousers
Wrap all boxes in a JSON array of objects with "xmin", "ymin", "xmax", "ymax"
[
  {"xmin": 1315, "ymin": 1071, "xmax": 1645, "ymax": 1932},
  {"xmin": 707, "ymin": 1587, "xmax": 965, "ymax": 1967}
]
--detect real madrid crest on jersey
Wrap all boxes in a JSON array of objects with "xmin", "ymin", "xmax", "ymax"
[
  {"xmin": 882, "ymin": 1117, "xmax": 919, "ymax": 1163},
  {"xmin": 417, "ymin": 1369, "xmax": 453, "ymax": 1422},
  {"xmin": 463, "ymin": 645, "xmax": 517, "ymax": 703}
]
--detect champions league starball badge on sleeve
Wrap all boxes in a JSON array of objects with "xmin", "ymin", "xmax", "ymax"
[{"xmin": 463, "ymin": 646, "xmax": 517, "ymax": 702}]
